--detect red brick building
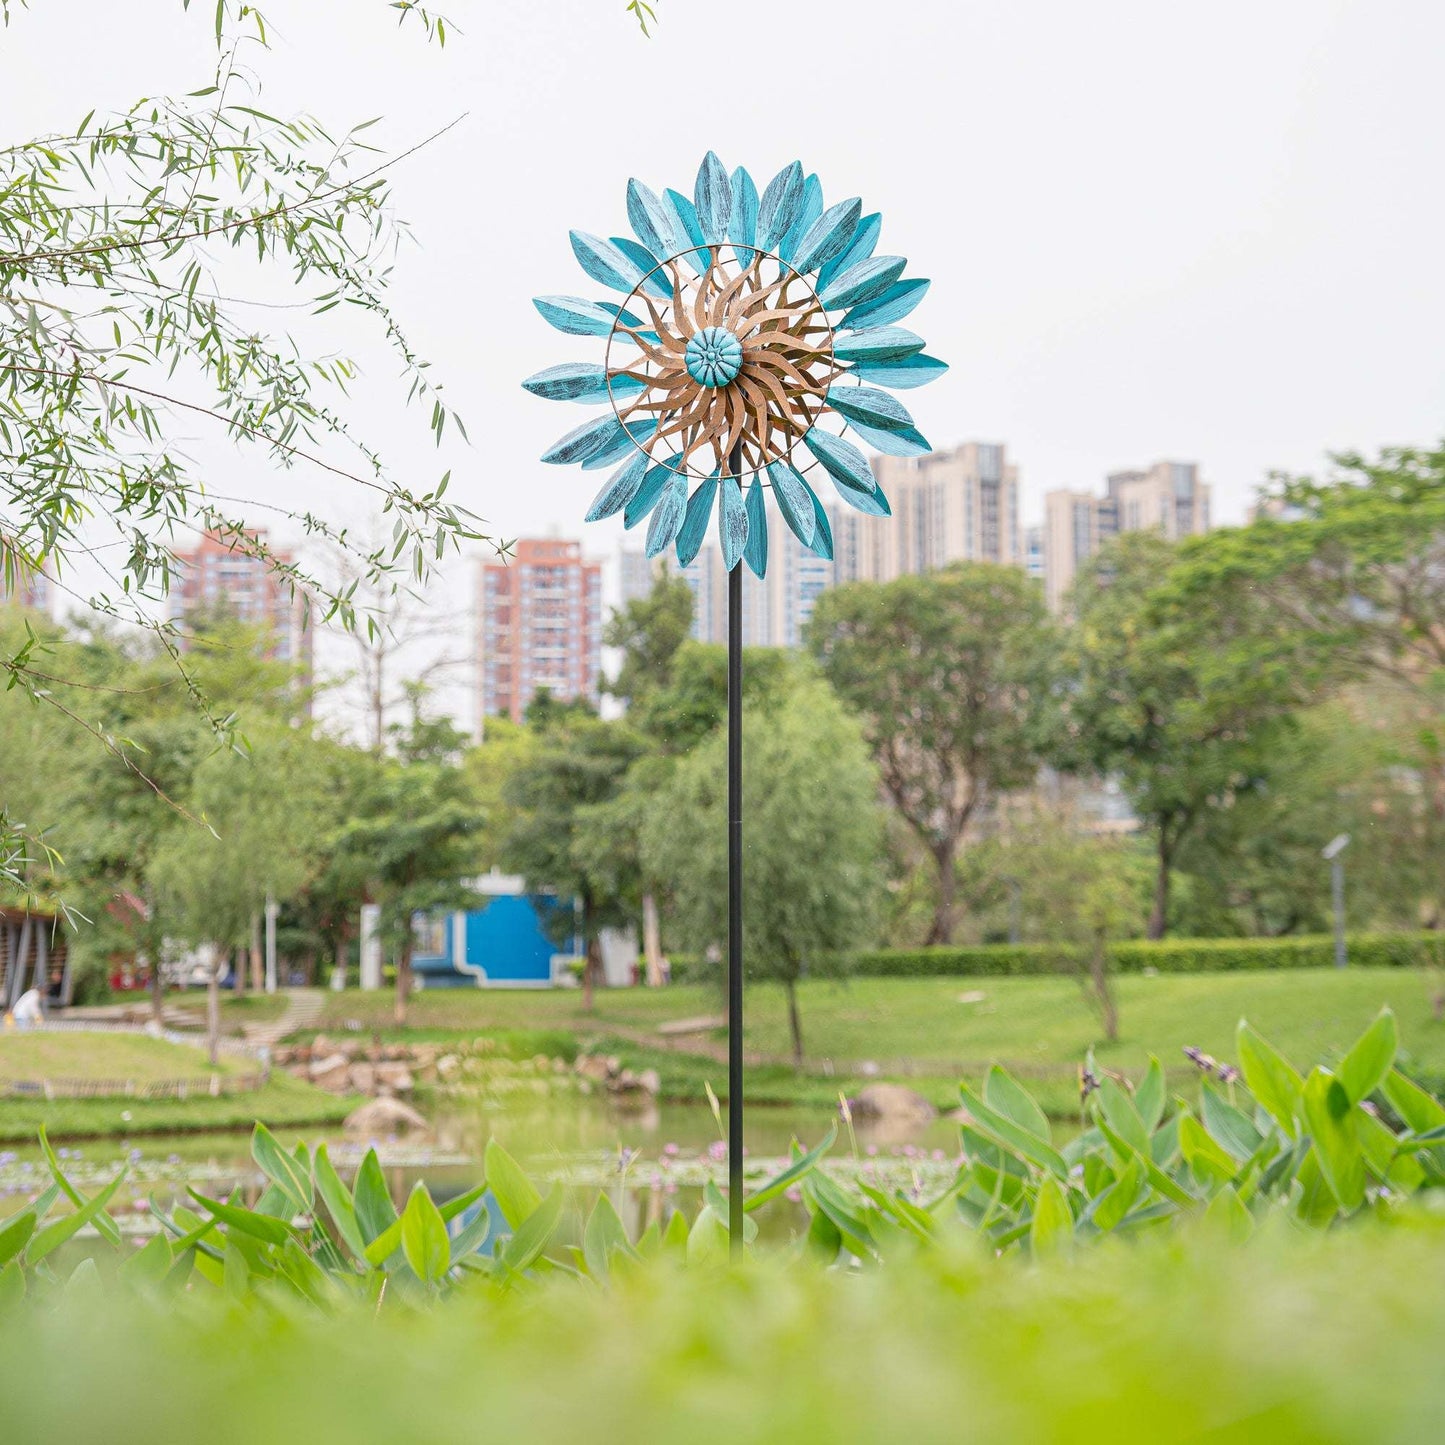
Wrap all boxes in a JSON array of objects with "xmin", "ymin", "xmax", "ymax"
[{"xmin": 477, "ymin": 538, "xmax": 602, "ymax": 724}]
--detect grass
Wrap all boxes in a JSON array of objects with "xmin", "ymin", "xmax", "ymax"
[{"xmin": 0, "ymin": 1032, "xmax": 247, "ymax": 1083}]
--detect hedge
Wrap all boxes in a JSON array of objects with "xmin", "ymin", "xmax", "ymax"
[{"xmin": 670, "ymin": 933, "xmax": 1444, "ymax": 982}]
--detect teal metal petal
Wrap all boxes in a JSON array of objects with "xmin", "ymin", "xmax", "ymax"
[
  {"xmin": 819, "ymin": 255, "xmax": 908, "ymax": 311},
  {"xmin": 804, "ymin": 429, "xmax": 889, "ymax": 516},
  {"xmin": 728, "ymin": 166, "xmax": 758, "ymax": 253},
  {"xmin": 818, "ymin": 213, "xmax": 880, "ymax": 291},
  {"xmin": 847, "ymin": 421, "xmax": 931, "ymax": 457},
  {"xmin": 718, "ymin": 474, "xmax": 748, "ymax": 570},
  {"xmin": 627, "ymin": 178, "xmax": 688, "ymax": 262},
  {"xmin": 609, "ymin": 236, "xmax": 670, "ymax": 299},
  {"xmin": 778, "ymin": 173, "xmax": 822, "ymax": 264},
  {"xmin": 791, "ymin": 198, "xmax": 862, "ymax": 276},
  {"xmin": 570, "ymin": 231, "xmax": 650, "ymax": 294},
  {"xmin": 533, "ymin": 295, "xmax": 646, "ymax": 338},
  {"xmin": 585, "ymin": 450, "xmax": 651, "ymax": 521},
  {"xmin": 743, "ymin": 477, "xmax": 768, "ymax": 578},
  {"xmin": 826, "ymin": 384, "xmax": 915, "ymax": 432},
  {"xmin": 833, "ymin": 326, "xmax": 926, "ymax": 364},
  {"xmin": 665, "ymin": 188, "xmax": 709, "ymax": 275},
  {"xmin": 523, "ymin": 363, "xmax": 642, "ymax": 404},
  {"xmin": 582, "ymin": 417, "xmax": 657, "ymax": 470},
  {"xmin": 756, "ymin": 161, "xmax": 804, "ymax": 252},
  {"xmin": 766, "ymin": 461, "xmax": 816, "ymax": 547},
  {"xmin": 847, "ymin": 353, "xmax": 949, "ymax": 389},
  {"xmin": 645, "ymin": 472, "xmax": 689, "ymax": 558},
  {"xmin": 807, "ymin": 487, "xmax": 834, "ymax": 560},
  {"xmin": 541, "ymin": 413, "xmax": 624, "ymax": 466},
  {"xmin": 694, "ymin": 151, "xmax": 732, "ymax": 246},
  {"xmin": 624, "ymin": 456, "xmax": 683, "ymax": 528},
  {"xmin": 675, "ymin": 475, "xmax": 719, "ymax": 566},
  {"xmin": 841, "ymin": 278, "xmax": 931, "ymax": 331}
]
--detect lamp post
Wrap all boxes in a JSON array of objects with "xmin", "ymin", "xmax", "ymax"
[
  {"xmin": 527, "ymin": 154, "xmax": 946, "ymax": 1252},
  {"xmin": 1322, "ymin": 833, "xmax": 1350, "ymax": 969}
]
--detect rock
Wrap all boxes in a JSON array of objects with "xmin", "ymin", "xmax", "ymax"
[
  {"xmin": 574, "ymin": 1054, "xmax": 613, "ymax": 1084},
  {"xmin": 343, "ymin": 1096, "xmax": 430, "ymax": 1138},
  {"xmin": 437, "ymin": 1053, "xmax": 462, "ymax": 1079},
  {"xmin": 847, "ymin": 1083, "xmax": 936, "ymax": 1125},
  {"xmin": 308, "ymin": 1053, "xmax": 351, "ymax": 1092},
  {"xmin": 347, "ymin": 1061, "xmax": 376, "ymax": 1094},
  {"xmin": 375, "ymin": 1063, "xmax": 415, "ymax": 1095},
  {"xmin": 637, "ymin": 1068, "xmax": 660, "ymax": 1096},
  {"xmin": 310, "ymin": 1034, "xmax": 331, "ymax": 1057}
]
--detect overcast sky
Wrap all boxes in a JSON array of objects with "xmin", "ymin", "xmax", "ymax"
[{"xmin": 5, "ymin": 0, "xmax": 1444, "ymax": 729}]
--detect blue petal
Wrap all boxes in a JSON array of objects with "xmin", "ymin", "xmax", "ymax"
[
  {"xmin": 825, "ymin": 384, "xmax": 915, "ymax": 432},
  {"xmin": 756, "ymin": 161, "xmax": 804, "ymax": 252},
  {"xmin": 718, "ymin": 474, "xmax": 748, "ymax": 570},
  {"xmin": 694, "ymin": 151, "xmax": 732, "ymax": 247},
  {"xmin": 570, "ymin": 231, "xmax": 650, "ymax": 294},
  {"xmin": 778, "ymin": 173, "xmax": 822, "ymax": 264},
  {"xmin": 523, "ymin": 363, "xmax": 642, "ymax": 404},
  {"xmin": 627, "ymin": 178, "xmax": 688, "ymax": 262},
  {"xmin": 729, "ymin": 166, "xmax": 758, "ymax": 255},
  {"xmin": 645, "ymin": 472, "xmax": 689, "ymax": 557},
  {"xmin": 585, "ymin": 450, "xmax": 651, "ymax": 521},
  {"xmin": 846, "ymin": 421, "xmax": 931, "ymax": 457},
  {"xmin": 624, "ymin": 456, "xmax": 684, "ymax": 528},
  {"xmin": 743, "ymin": 478, "xmax": 768, "ymax": 578},
  {"xmin": 833, "ymin": 326, "xmax": 927, "ymax": 364},
  {"xmin": 541, "ymin": 413, "xmax": 624, "ymax": 466},
  {"xmin": 847, "ymin": 353, "xmax": 949, "ymax": 389},
  {"xmin": 819, "ymin": 255, "xmax": 907, "ymax": 311},
  {"xmin": 791, "ymin": 198, "xmax": 862, "ymax": 276},
  {"xmin": 609, "ymin": 236, "xmax": 671, "ymax": 299},
  {"xmin": 581, "ymin": 417, "xmax": 657, "ymax": 470},
  {"xmin": 766, "ymin": 461, "xmax": 816, "ymax": 548},
  {"xmin": 818, "ymin": 213, "xmax": 880, "ymax": 291},
  {"xmin": 675, "ymin": 475, "xmax": 719, "ymax": 566},
  {"xmin": 533, "ymin": 295, "xmax": 645, "ymax": 338},
  {"xmin": 804, "ymin": 429, "xmax": 891, "ymax": 516},
  {"xmin": 807, "ymin": 486, "xmax": 834, "ymax": 560},
  {"xmin": 841, "ymin": 278, "xmax": 931, "ymax": 331},
  {"xmin": 666, "ymin": 189, "xmax": 709, "ymax": 275}
]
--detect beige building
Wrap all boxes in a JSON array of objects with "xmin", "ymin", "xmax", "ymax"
[{"xmin": 1042, "ymin": 460, "xmax": 1210, "ymax": 612}]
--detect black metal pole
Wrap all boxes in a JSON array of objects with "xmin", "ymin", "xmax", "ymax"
[{"xmin": 727, "ymin": 442, "xmax": 745, "ymax": 1256}]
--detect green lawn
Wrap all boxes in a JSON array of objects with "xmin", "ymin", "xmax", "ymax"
[{"xmin": 0, "ymin": 1032, "xmax": 247, "ymax": 1083}]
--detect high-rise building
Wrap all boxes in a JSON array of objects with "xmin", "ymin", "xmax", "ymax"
[
  {"xmin": 478, "ymin": 538, "xmax": 603, "ymax": 724},
  {"xmin": 1042, "ymin": 460, "xmax": 1210, "ymax": 612},
  {"xmin": 170, "ymin": 528, "xmax": 312, "ymax": 689},
  {"xmin": 618, "ymin": 547, "xmax": 659, "ymax": 608},
  {"xmin": 1024, "ymin": 524, "xmax": 1044, "ymax": 586},
  {"xmin": 833, "ymin": 442, "xmax": 1023, "ymax": 584}
]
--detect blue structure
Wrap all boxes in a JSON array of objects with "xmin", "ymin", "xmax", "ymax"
[{"xmin": 411, "ymin": 875, "xmax": 578, "ymax": 989}]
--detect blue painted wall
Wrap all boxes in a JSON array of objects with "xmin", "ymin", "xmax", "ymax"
[{"xmin": 412, "ymin": 893, "xmax": 576, "ymax": 987}]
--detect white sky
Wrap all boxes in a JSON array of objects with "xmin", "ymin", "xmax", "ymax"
[{"xmin": 5, "ymin": 0, "xmax": 1444, "ymax": 733}]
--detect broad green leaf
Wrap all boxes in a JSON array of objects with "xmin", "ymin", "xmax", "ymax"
[
  {"xmin": 582, "ymin": 1193, "xmax": 632, "ymax": 1279},
  {"xmin": 0, "ymin": 1262, "xmax": 24, "ymax": 1308},
  {"xmin": 0, "ymin": 1212, "xmax": 37, "ymax": 1267},
  {"xmin": 744, "ymin": 1124, "xmax": 836, "ymax": 1212},
  {"xmin": 30, "ymin": 1170, "xmax": 128, "ymax": 1263},
  {"xmin": 1201, "ymin": 1083, "xmax": 1264, "ymax": 1162},
  {"xmin": 277, "ymin": 1240, "xmax": 333, "ymax": 1309},
  {"xmin": 1179, "ymin": 1114, "xmax": 1239, "ymax": 1186},
  {"xmin": 253, "ymin": 1123, "xmax": 314, "ymax": 1211},
  {"xmin": 1095, "ymin": 1117, "xmax": 1195, "ymax": 1206},
  {"xmin": 1357, "ymin": 1109, "xmax": 1425, "ymax": 1192},
  {"xmin": 984, "ymin": 1066, "xmax": 1052, "ymax": 1143},
  {"xmin": 685, "ymin": 1206, "xmax": 730, "ymax": 1267},
  {"xmin": 959, "ymin": 1086, "xmax": 1069, "ymax": 1179},
  {"xmin": 1203, "ymin": 1186, "xmax": 1253, "ymax": 1241},
  {"xmin": 1030, "ymin": 1176, "xmax": 1073, "ymax": 1257},
  {"xmin": 499, "ymin": 1185, "xmax": 564, "ymax": 1278},
  {"xmin": 188, "ymin": 1189, "xmax": 293, "ymax": 1246},
  {"xmin": 41, "ymin": 1126, "xmax": 121, "ymax": 1247},
  {"xmin": 1095, "ymin": 1078, "xmax": 1150, "ymax": 1157},
  {"xmin": 1382, "ymin": 1069, "xmax": 1445, "ymax": 1134},
  {"xmin": 1135, "ymin": 1058, "xmax": 1167, "ymax": 1134},
  {"xmin": 447, "ymin": 1201, "xmax": 493, "ymax": 1263},
  {"xmin": 400, "ymin": 1184, "xmax": 450, "ymax": 1284},
  {"xmin": 362, "ymin": 1215, "xmax": 406, "ymax": 1269},
  {"xmin": 313, "ymin": 1144, "xmax": 366, "ymax": 1260},
  {"xmin": 662, "ymin": 1209, "xmax": 690, "ymax": 1259},
  {"xmin": 439, "ymin": 1182, "xmax": 490, "ymax": 1225},
  {"xmin": 1338, "ymin": 1009, "xmax": 1397, "ymax": 1106},
  {"xmin": 353, "ymin": 1149, "xmax": 399, "ymax": 1244},
  {"xmin": 804, "ymin": 1173, "xmax": 875, "ymax": 1260},
  {"xmin": 118, "ymin": 1233, "xmax": 173, "ymax": 1286},
  {"xmin": 1090, "ymin": 1157, "xmax": 1140, "ymax": 1233},
  {"xmin": 1237, "ymin": 1022, "xmax": 1303, "ymax": 1137},
  {"xmin": 1301, "ymin": 1068, "xmax": 1365, "ymax": 1212},
  {"xmin": 485, "ymin": 1140, "xmax": 543, "ymax": 1229}
]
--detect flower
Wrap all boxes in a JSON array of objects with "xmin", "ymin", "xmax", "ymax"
[{"xmin": 525, "ymin": 153, "xmax": 947, "ymax": 575}]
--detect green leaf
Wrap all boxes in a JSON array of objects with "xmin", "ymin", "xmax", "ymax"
[
  {"xmin": 118, "ymin": 1233, "xmax": 174, "ymax": 1287},
  {"xmin": 582, "ymin": 1194, "xmax": 632, "ymax": 1279},
  {"xmin": 0, "ymin": 1212, "xmax": 37, "ymax": 1267},
  {"xmin": 1201, "ymin": 1083, "xmax": 1264, "ymax": 1162},
  {"xmin": 30, "ymin": 1170, "xmax": 128, "ymax": 1263},
  {"xmin": 1135, "ymin": 1058, "xmax": 1167, "ymax": 1134},
  {"xmin": 1179, "ymin": 1114, "xmax": 1239, "ymax": 1186},
  {"xmin": 485, "ymin": 1140, "xmax": 542, "ymax": 1229},
  {"xmin": 1095, "ymin": 1078, "xmax": 1150, "ymax": 1157},
  {"xmin": 0, "ymin": 1262, "xmax": 24, "ymax": 1309},
  {"xmin": 1301, "ymin": 1068, "xmax": 1365, "ymax": 1212},
  {"xmin": 252, "ymin": 1123, "xmax": 313, "ymax": 1212},
  {"xmin": 498, "ymin": 1185, "xmax": 564, "ymax": 1278},
  {"xmin": 188, "ymin": 1189, "xmax": 293, "ymax": 1246},
  {"xmin": 1237, "ymin": 1022, "xmax": 1303, "ymax": 1138},
  {"xmin": 41, "ymin": 1125, "xmax": 121, "ymax": 1246},
  {"xmin": 1203, "ymin": 1185, "xmax": 1253, "ymax": 1241},
  {"xmin": 313, "ymin": 1144, "xmax": 366, "ymax": 1260},
  {"xmin": 744, "ymin": 1124, "xmax": 836, "ymax": 1212},
  {"xmin": 959, "ymin": 1086, "xmax": 1069, "ymax": 1179},
  {"xmin": 1382, "ymin": 1069, "xmax": 1445, "ymax": 1134},
  {"xmin": 1030, "ymin": 1176, "xmax": 1073, "ymax": 1257},
  {"xmin": 1338, "ymin": 1008, "xmax": 1397, "ymax": 1106},
  {"xmin": 352, "ymin": 1149, "xmax": 398, "ymax": 1244},
  {"xmin": 447, "ymin": 1200, "xmax": 493, "ymax": 1263},
  {"xmin": 438, "ymin": 1181, "xmax": 489, "ymax": 1225},
  {"xmin": 1090, "ymin": 1157, "xmax": 1140, "ymax": 1233},
  {"xmin": 984, "ymin": 1066, "xmax": 1052, "ymax": 1143},
  {"xmin": 362, "ymin": 1215, "xmax": 405, "ymax": 1269},
  {"xmin": 400, "ymin": 1184, "xmax": 450, "ymax": 1284},
  {"xmin": 685, "ymin": 1206, "xmax": 730, "ymax": 1268}
]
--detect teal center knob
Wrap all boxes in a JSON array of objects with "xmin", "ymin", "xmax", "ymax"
[{"xmin": 684, "ymin": 326, "xmax": 743, "ymax": 388}]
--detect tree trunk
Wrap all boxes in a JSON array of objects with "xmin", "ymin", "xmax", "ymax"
[
  {"xmin": 206, "ymin": 951, "xmax": 223, "ymax": 1068},
  {"xmin": 582, "ymin": 933, "xmax": 602, "ymax": 1014},
  {"xmin": 642, "ymin": 893, "xmax": 664, "ymax": 987},
  {"xmin": 333, "ymin": 933, "xmax": 348, "ymax": 990},
  {"xmin": 1147, "ymin": 829, "xmax": 1173, "ymax": 941},
  {"xmin": 249, "ymin": 910, "xmax": 263, "ymax": 993},
  {"xmin": 926, "ymin": 840, "xmax": 958, "ymax": 945},
  {"xmin": 784, "ymin": 976, "xmax": 805, "ymax": 1069},
  {"xmin": 394, "ymin": 940, "xmax": 412, "ymax": 1027}
]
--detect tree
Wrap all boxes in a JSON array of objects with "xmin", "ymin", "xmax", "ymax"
[
  {"xmin": 603, "ymin": 569, "xmax": 696, "ymax": 708},
  {"xmin": 1066, "ymin": 533, "xmax": 1323, "ymax": 939},
  {"xmin": 643, "ymin": 679, "xmax": 884, "ymax": 1066},
  {"xmin": 502, "ymin": 718, "xmax": 646, "ymax": 1011},
  {"xmin": 806, "ymin": 564, "xmax": 1062, "ymax": 945}
]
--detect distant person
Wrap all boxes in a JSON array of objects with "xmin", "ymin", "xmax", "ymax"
[{"xmin": 13, "ymin": 988, "xmax": 44, "ymax": 1029}]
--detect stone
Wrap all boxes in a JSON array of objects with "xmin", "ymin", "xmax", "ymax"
[
  {"xmin": 847, "ymin": 1083, "xmax": 936, "ymax": 1125},
  {"xmin": 575, "ymin": 1054, "xmax": 613, "ymax": 1084},
  {"xmin": 374, "ymin": 1063, "xmax": 415, "ymax": 1094},
  {"xmin": 347, "ymin": 1061, "xmax": 376, "ymax": 1094},
  {"xmin": 437, "ymin": 1053, "xmax": 462, "ymax": 1078},
  {"xmin": 307, "ymin": 1053, "xmax": 351, "ymax": 1092},
  {"xmin": 343, "ymin": 1096, "xmax": 430, "ymax": 1138},
  {"xmin": 637, "ymin": 1068, "xmax": 661, "ymax": 1096}
]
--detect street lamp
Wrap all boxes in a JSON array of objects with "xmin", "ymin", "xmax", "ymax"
[{"xmin": 1322, "ymin": 833, "xmax": 1350, "ymax": 969}]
